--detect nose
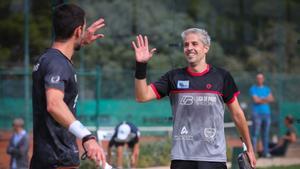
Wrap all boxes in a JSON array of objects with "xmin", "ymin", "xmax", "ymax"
[{"xmin": 185, "ymin": 44, "xmax": 193, "ymax": 50}]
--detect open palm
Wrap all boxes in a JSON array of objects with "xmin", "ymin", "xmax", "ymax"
[{"xmin": 132, "ymin": 35, "xmax": 156, "ymax": 63}]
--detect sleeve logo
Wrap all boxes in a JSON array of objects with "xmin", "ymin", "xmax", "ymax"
[
  {"xmin": 177, "ymin": 80, "xmax": 189, "ymax": 89},
  {"xmin": 33, "ymin": 63, "xmax": 39, "ymax": 72},
  {"xmin": 50, "ymin": 76, "xmax": 60, "ymax": 83}
]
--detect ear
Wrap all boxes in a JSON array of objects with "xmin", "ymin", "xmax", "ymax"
[
  {"xmin": 203, "ymin": 45, "xmax": 210, "ymax": 54},
  {"xmin": 74, "ymin": 25, "xmax": 83, "ymax": 38}
]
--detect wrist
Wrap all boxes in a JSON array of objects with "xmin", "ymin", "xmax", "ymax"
[
  {"xmin": 135, "ymin": 61, "xmax": 147, "ymax": 79},
  {"xmin": 82, "ymin": 134, "xmax": 97, "ymax": 146},
  {"xmin": 68, "ymin": 120, "xmax": 92, "ymax": 139}
]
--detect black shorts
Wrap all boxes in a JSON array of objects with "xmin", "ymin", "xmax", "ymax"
[
  {"xmin": 171, "ymin": 160, "xmax": 227, "ymax": 169},
  {"xmin": 108, "ymin": 136, "xmax": 139, "ymax": 149}
]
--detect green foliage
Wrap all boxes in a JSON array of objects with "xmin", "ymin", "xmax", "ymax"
[
  {"xmin": 1, "ymin": 0, "xmax": 300, "ymax": 73},
  {"xmin": 79, "ymin": 160, "xmax": 97, "ymax": 169},
  {"xmin": 78, "ymin": 138, "xmax": 171, "ymax": 169},
  {"xmin": 137, "ymin": 138, "xmax": 172, "ymax": 168}
]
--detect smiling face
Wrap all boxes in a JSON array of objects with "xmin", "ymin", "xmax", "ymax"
[{"xmin": 183, "ymin": 33, "xmax": 209, "ymax": 66}]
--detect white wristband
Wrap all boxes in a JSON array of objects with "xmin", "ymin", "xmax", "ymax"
[{"xmin": 68, "ymin": 120, "xmax": 91, "ymax": 139}]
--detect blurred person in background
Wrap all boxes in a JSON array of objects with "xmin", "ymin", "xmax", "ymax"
[
  {"xmin": 260, "ymin": 115, "xmax": 297, "ymax": 156},
  {"xmin": 107, "ymin": 122, "xmax": 140, "ymax": 169},
  {"xmin": 6, "ymin": 118, "xmax": 29, "ymax": 169},
  {"xmin": 250, "ymin": 73, "xmax": 274, "ymax": 158}
]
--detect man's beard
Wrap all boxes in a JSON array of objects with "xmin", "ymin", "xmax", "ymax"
[{"xmin": 74, "ymin": 43, "xmax": 82, "ymax": 51}]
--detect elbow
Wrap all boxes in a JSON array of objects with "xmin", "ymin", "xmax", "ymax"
[{"xmin": 47, "ymin": 100, "xmax": 58, "ymax": 114}]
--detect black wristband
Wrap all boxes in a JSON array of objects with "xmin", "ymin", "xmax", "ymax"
[
  {"xmin": 82, "ymin": 134, "xmax": 96, "ymax": 147},
  {"xmin": 135, "ymin": 61, "xmax": 147, "ymax": 79}
]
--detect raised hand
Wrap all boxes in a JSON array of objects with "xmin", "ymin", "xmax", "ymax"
[
  {"xmin": 81, "ymin": 18, "xmax": 105, "ymax": 45},
  {"xmin": 132, "ymin": 35, "xmax": 156, "ymax": 63}
]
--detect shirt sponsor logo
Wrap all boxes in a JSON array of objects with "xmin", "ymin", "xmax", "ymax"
[
  {"xmin": 174, "ymin": 126, "xmax": 193, "ymax": 140},
  {"xmin": 204, "ymin": 128, "xmax": 217, "ymax": 143},
  {"xmin": 50, "ymin": 76, "xmax": 60, "ymax": 84},
  {"xmin": 177, "ymin": 80, "xmax": 189, "ymax": 89},
  {"xmin": 179, "ymin": 95, "xmax": 217, "ymax": 105},
  {"xmin": 180, "ymin": 126, "xmax": 188, "ymax": 135},
  {"xmin": 206, "ymin": 83, "xmax": 212, "ymax": 89},
  {"xmin": 179, "ymin": 96, "xmax": 193, "ymax": 105}
]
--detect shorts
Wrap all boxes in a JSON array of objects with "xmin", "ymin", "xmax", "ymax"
[
  {"xmin": 108, "ymin": 136, "xmax": 139, "ymax": 149},
  {"xmin": 170, "ymin": 160, "xmax": 227, "ymax": 169}
]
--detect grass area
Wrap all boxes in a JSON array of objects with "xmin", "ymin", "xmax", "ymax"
[{"xmin": 257, "ymin": 165, "xmax": 300, "ymax": 169}]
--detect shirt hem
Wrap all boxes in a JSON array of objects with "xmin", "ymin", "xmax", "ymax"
[{"xmin": 171, "ymin": 156, "xmax": 227, "ymax": 162}]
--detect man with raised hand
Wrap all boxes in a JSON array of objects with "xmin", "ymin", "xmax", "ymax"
[
  {"xmin": 132, "ymin": 28, "xmax": 256, "ymax": 169},
  {"xmin": 30, "ymin": 4, "xmax": 107, "ymax": 169}
]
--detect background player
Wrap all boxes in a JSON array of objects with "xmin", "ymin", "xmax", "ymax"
[{"xmin": 107, "ymin": 122, "xmax": 140, "ymax": 169}]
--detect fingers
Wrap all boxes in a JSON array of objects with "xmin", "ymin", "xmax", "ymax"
[
  {"xmin": 132, "ymin": 41, "xmax": 137, "ymax": 50},
  {"xmin": 139, "ymin": 35, "xmax": 145, "ymax": 47},
  {"xmin": 84, "ymin": 140, "xmax": 107, "ymax": 167},
  {"xmin": 247, "ymin": 151, "xmax": 256, "ymax": 168},
  {"xmin": 144, "ymin": 36, "xmax": 148, "ymax": 48},
  {"xmin": 89, "ymin": 18, "xmax": 105, "ymax": 29},
  {"xmin": 87, "ymin": 18, "xmax": 105, "ymax": 34},
  {"xmin": 93, "ymin": 34, "xmax": 105, "ymax": 40},
  {"xmin": 137, "ymin": 36, "xmax": 141, "ymax": 48},
  {"xmin": 150, "ymin": 48, "xmax": 157, "ymax": 54},
  {"xmin": 134, "ymin": 34, "xmax": 150, "ymax": 48}
]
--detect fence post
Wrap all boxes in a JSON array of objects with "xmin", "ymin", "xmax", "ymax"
[
  {"xmin": 95, "ymin": 66, "xmax": 101, "ymax": 131},
  {"xmin": 24, "ymin": 0, "xmax": 30, "ymax": 131}
]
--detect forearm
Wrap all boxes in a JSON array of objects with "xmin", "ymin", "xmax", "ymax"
[
  {"xmin": 233, "ymin": 112, "xmax": 253, "ymax": 151},
  {"xmin": 229, "ymin": 100, "xmax": 254, "ymax": 152},
  {"xmin": 47, "ymin": 99, "xmax": 76, "ymax": 128},
  {"xmin": 135, "ymin": 79, "xmax": 151, "ymax": 102}
]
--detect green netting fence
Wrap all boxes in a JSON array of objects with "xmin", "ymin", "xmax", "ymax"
[{"xmin": 0, "ymin": 69, "xmax": 299, "ymax": 136}]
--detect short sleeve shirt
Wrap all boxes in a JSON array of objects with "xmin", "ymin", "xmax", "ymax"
[
  {"xmin": 151, "ymin": 65, "xmax": 239, "ymax": 162},
  {"xmin": 31, "ymin": 48, "xmax": 79, "ymax": 168}
]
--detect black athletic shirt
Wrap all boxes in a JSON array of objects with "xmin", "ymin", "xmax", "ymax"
[
  {"xmin": 150, "ymin": 65, "xmax": 239, "ymax": 162},
  {"xmin": 30, "ymin": 48, "xmax": 79, "ymax": 169}
]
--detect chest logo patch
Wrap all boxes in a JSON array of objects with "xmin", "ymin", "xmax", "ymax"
[
  {"xmin": 177, "ymin": 80, "xmax": 189, "ymax": 89},
  {"xmin": 206, "ymin": 83, "xmax": 212, "ymax": 89}
]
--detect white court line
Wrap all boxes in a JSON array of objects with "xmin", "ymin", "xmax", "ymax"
[{"xmin": 87, "ymin": 121, "xmax": 253, "ymax": 132}]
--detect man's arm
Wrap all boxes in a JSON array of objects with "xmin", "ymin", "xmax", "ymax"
[
  {"xmin": 227, "ymin": 98, "xmax": 256, "ymax": 168},
  {"xmin": 46, "ymin": 88, "xmax": 106, "ymax": 168},
  {"xmin": 135, "ymin": 79, "xmax": 156, "ymax": 102},
  {"xmin": 132, "ymin": 35, "xmax": 157, "ymax": 102},
  {"xmin": 252, "ymin": 93, "xmax": 274, "ymax": 104},
  {"xmin": 131, "ymin": 143, "xmax": 139, "ymax": 167},
  {"xmin": 46, "ymin": 88, "xmax": 76, "ymax": 127}
]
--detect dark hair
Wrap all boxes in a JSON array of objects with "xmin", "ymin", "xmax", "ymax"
[
  {"xmin": 285, "ymin": 115, "xmax": 294, "ymax": 124},
  {"xmin": 53, "ymin": 4, "xmax": 85, "ymax": 41}
]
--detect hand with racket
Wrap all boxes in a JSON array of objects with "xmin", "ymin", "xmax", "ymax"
[
  {"xmin": 238, "ymin": 137, "xmax": 255, "ymax": 169},
  {"xmin": 82, "ymin": 139, "xmax": 115, "ymax": 169}
]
